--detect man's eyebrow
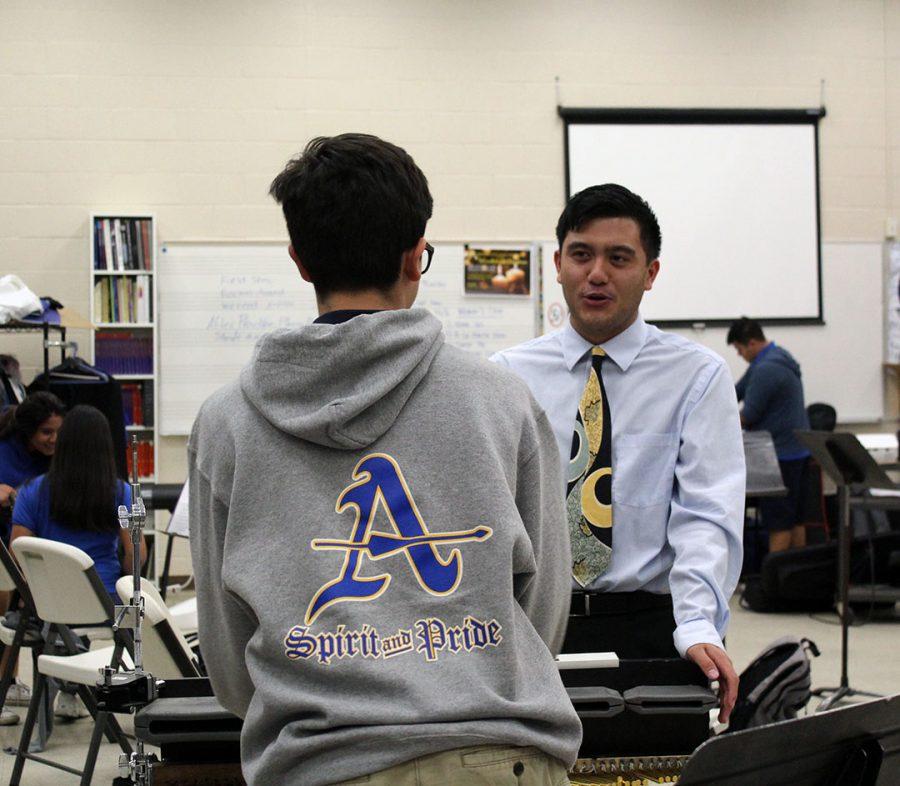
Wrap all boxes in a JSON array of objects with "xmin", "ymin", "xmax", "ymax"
[
  {"xmin": 608, "ymin": 244, "xmax": 637, "ymax": 256},
  {"xmin": 566, "ymin": 241, "xmax": 638, "ymax": 256}
]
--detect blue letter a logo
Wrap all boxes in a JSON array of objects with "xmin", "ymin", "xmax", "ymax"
[{"xmin": 305, "ymin": 454, "xmax": 491, "ymax": 625}]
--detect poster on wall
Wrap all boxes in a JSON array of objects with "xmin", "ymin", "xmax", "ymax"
[{"xmin": 463, "ymin": 246, "xmax": 531, "ymax": 296}]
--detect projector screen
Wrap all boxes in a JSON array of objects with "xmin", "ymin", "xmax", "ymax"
[{"xmin": 562, "ymin": 108, "xmax": 824, "ymax": 325}]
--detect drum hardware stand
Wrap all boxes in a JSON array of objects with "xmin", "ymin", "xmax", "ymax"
[
  {"xmin": 814, "ymin": 484, "xmax": 881, "ymax": 711},
  {"xmin": 95, "ymin": 436, "xmax": 159, "ymax": 785},
  {"xmin": 795, "ymin": 431, "xmax": 894, "ymax": 712}
]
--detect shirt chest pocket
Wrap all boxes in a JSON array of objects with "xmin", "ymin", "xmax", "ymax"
[{"xmin": 612, "ymin": 433, "xmax": 678, "ymax": 508}]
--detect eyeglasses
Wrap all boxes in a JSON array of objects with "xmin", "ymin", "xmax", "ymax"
[{"xmin": 419, "ymin": 242, "xmax": 434, "ymax": 274}]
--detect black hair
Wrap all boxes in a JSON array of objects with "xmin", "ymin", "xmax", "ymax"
[
  {"xmin": 47, "ymin": 405, "xmax": 119, "ymax": 534},
  {"xmin": 556, "ymin": 183, "xmax": 662, "ymax": 262},
  {"xmin": 269, "ymin": 133, "xmax": 433, "ymax": 297},
  {"xmin": 0, "ymin": 391, "xmax": 66, "ymax": 444},
  {"xmin": 727, "ymin": 317, "xmax": 766, "ymax": 345}
]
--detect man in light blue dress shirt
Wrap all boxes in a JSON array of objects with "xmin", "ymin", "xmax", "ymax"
[{"xmin": 492, "ymin": 184, "xmax": 744, "ymax": 722}]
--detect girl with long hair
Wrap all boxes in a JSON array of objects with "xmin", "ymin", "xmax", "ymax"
[{"xmin": 11, "ymin": 405, "xmax": 146, "ymax": 597}]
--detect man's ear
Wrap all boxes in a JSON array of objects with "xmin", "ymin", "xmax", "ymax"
[
  {"xmin": 400, "ymin": 237, "xmax": 427, "ymax": 283},
  {"xmin": 289, "ymin": 245, "xmax": 313, "ymax": 283},
  {"xmin": 645, "ymin": 258, "xmax": 660, "ymax": 291}
]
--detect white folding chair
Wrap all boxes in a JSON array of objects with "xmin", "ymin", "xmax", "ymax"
[
  {"xmin": 151, "ymin": 480, "xmax": 198, "ymax": 634},
  {"xmin": 156, "ymin": 479, "xmax": 190, "ymax": 602},
  {"xmin": 115, "ymin": 576, "xmax": 201, "ymax": 679},
  {"xmin": 9, "ymin": 537, "xmax": 134, "ymax": 786},
  {"xmin": 0, "ymin": 540, "xmax": 42, "ymax": 718},
  {"xmin": 167, "ymin": 594, "xmax": 198, "ymax": 636}
]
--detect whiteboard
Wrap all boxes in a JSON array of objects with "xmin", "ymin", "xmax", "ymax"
[
  {"xmin": 565, "ymin": 116, "xmax": 821, "ymax": 323},
  {"xmin": 158, "ymin": 242, "xmax": 539, "ymax": 435}
]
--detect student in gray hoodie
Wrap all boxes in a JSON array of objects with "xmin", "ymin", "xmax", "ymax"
[{"xmin": 188, "ymin": 133, "xmax": 581, "ymax": 786}]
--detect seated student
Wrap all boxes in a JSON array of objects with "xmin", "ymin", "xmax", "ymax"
[
  {"xmin": 11, "ymin": 404, "xmax": 146, "ymax": 598},
  {"xmin": 0, "ymin": 391, "xmax": 65, "ymax": 723},
  {"xmin": 0, "ymin": 391, "xmax": 66, "ymax": 542},
  {"xmin": 10, "ymin": 404, "xmax": 148, "ymax": 718}
]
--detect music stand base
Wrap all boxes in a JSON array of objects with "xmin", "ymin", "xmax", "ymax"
[{"xmin": 813, "ymin": 684, "xmax": 882, "ymax": 712}]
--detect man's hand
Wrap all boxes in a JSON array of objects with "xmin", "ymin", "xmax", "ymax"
[{"xmin": 686, "ymin": 642, "xmax": 739, "ymax": 724}]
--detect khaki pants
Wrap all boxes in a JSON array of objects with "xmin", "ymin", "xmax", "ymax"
[{"xmin": 333, "ymin": 745, "xmax": 571, "ymax": 786}]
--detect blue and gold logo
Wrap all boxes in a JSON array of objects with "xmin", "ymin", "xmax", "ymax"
[{"xmin": 305, "ymin": 453, "xmax": 492, "ymax": 625}]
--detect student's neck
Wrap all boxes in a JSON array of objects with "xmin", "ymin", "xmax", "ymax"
[
  {"xmin": 751, "ymin": 340, "xmax": 771, "ymax": 360},
  {"xmin": 317, "ymin": 288, "xmax": 409, "ymax": 315}
]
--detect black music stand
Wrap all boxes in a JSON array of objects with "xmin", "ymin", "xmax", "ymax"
[
  {"xmin": 743, "ymin": 431, "xmax": 789, "ymax": 575},
  {"xmin": 679, "ymin": 693, "xmax": 900, "ymax": 785},
  {"xmin": 795, "ymin": 430, "xmax": 898, "ymax": 710},
  {"xmin": 743, "ymin": 431, "xmax": 788, "ymax": 497}
]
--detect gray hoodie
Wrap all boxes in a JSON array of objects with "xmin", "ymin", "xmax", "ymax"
[{"xmin": 188, "ymin": 308, "xmax": 581, "ymax": 785}]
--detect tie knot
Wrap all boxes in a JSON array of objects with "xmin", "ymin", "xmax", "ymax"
[{"xmin": 592, "ymin": 347, "xmax": 606, "ymax": 358}]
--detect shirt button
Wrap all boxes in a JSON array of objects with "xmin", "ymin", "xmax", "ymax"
[{"xmin": 513, "ymin": 761, "xmax": 525, "ymax": 776}]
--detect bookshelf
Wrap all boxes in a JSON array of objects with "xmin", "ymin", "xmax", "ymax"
[{"xmin": 89, "ymin": 214, "xmax": 157, "ymax": 483}]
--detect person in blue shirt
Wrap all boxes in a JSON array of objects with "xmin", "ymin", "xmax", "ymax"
[
  {"xmin": 0, "ymin": 392, "xmax": 66, "ymax": 722},
  {"xmin": 493, "ymin": 184, "xmax": 744, "ymax": 724},
  {"xmin": 11, "ymin": 404, "xmax": 146, "ymax": 597},
  {"xmin": 728, "ymin": 317, "xmax": 814, "ymax": 554},
  {"xmin": 0, "ymin": 391, "xmax": 66, "ymax": 540}
]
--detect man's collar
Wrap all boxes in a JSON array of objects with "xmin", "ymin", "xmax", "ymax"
[
  {"xmin": 314, "ymin": 309, "xmax": 383, "ymax": 325},
  {"xmin": 561, "ymin": 315, "xmax": 648, "ymax": 372}
]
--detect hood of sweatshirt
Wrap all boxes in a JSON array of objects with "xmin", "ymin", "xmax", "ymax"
[
  {"xmin": 240, "ymin": 308, "xmax": 444, "ymax": 450},
  {"xmin": 758, "ymin": 344, "xmax": 802, "ymax": 380}
]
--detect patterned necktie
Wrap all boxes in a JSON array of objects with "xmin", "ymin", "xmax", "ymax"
[{"xmin": 567, "ymin": 347, "xmax": 613, "ymax": 587}]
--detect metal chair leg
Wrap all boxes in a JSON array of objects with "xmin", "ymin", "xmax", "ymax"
[
  {"xmin": 75, "ymin": 681, "xmax": 115, "ymax": 745},
  {"xmin": 8, "ymin": 673, "xmax": 46, "ymax": 786},
  {"xmin": 79, "ymin": 707, "xmax": 107, "ymax": 786},
  {"xmin": 75, "ymin": 683, "xmax": 131, "ymax": 751},
  {"xmin": 0, "ymin": 626, "xmax": 24, "ymax": 715}
]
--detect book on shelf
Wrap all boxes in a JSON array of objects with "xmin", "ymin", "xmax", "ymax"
[
  {"xmin": 93, "ymin": 218, "xmax": 153, "ymax": 271},
  {"xmin": 121, "ymin": 382, "xmax": 143, "ymax": 426},
  {"xmin": 93, "ymin": 275, "xmax": 152, "ymax": 324},
  {"xmin": 122, "ymin": 221, "xmax": 132, "ymax": 270},
  {"xmin": 135, "ymin": 220, "xmax": 144, "ymax": 269},
  {"xmin": 103, "ymin": 219, "xmax": 113, "ymax": 269},
  {"xmin": 136, "ymin": 275, "xmax": 150, "ymax": 322},
  {"xmin": 113, "ymin": 219, "xmax": 124, "ymax": 270},
  {"xmin": 94, "ymin": 330, "xmax": 153, "ymax": 376},
  {"xmin": 140, "ymin": 220, "xmax": 150, "ymax": 268},
  {"xmin": 94, "ymin": 219, "xmax": 105, "ymax": 269},
  {"xmin": 120, "ymin": 381, "xmax": 154, "ymax": 428},
  {"xmin": 93, "ymin": 280, "xmax": 102, "ymax": 323},
  {"xmin": 142, "ymin": 380, "xmax": 154, "ymax": 427}
]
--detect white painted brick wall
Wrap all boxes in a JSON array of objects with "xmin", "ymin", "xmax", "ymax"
[{"xmin": 1, "ymin": 2, "xmax": 899, "ymax": 548}]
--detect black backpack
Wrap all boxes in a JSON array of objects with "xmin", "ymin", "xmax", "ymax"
[{"xmin": 726, "ymin": 636, "xmax": 820, "ymax": 732}]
